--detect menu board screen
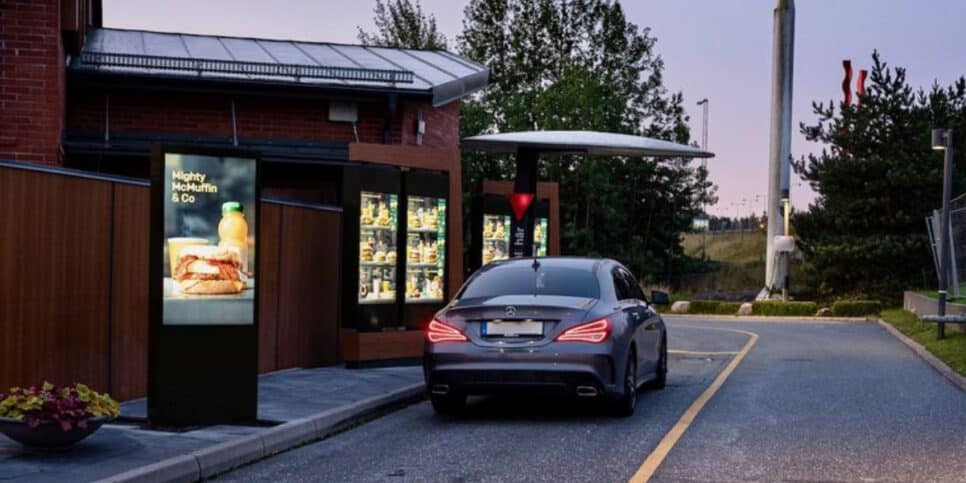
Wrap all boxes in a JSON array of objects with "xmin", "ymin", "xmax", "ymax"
[
  {"xmin": 162, "ymin": 153, "xmax": 257, "ymax": 326},
  {"xmin": 482, "ymin": 213, "xmax": 510, "ymax": 265},
  {"xmin": 406, "ymin": 196, "xmax": 446, "ymax": 302},
  {"xmin": 534, "ymin": 217, "xmax": 549, "ymax": 256},
  {"xmin": 359, "ymin": 191, "xmax": 398, "ymax": 304}
]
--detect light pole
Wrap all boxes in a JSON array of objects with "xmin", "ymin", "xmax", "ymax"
[
  {"xmin": 933, "ymin": 128, "xmax": 954, "ymax": 339},
  {"xmin": 697, "ymin": 98, "xmax": 709, "ymax": 258},
  {"xmin": 697, "ymin": 99, "xmax": 709, "ymax": 170}
]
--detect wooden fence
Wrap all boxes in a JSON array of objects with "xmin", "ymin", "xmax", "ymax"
[{"xmin": 0, "ymin": 161, "xmax": 342, "ymax": 401}]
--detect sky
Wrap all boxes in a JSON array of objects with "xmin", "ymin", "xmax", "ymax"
[{"xmin": 103, "ymin": 0, "xmax": 966, "ymax": 216}]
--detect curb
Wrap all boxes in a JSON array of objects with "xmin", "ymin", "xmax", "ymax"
[
  {"xmin": 96, "ymin": 382, "xmax": 425, "ymax": 483},
  {"xmin": 662, "ymin": 314, "xmax": 873, "ymax": 323},
  {"xmin": 877, "ymin": 319, "xmax": 966, "ymax": 392}
]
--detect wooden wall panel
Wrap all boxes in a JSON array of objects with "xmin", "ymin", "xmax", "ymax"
[
  {"xmin": 0, "ymin": 168, "xmax": 113, "ymax": 392},
  {"xmin": 276, "ymin": 207, "xmax": 342, "ymax": 368},
  {"xmin": 110, "ymin": 183, "xmax": 149, "ymax": 401},
  {"xmin": 258, "ymin": 203, "xmax": 281, "ymax": 373}
]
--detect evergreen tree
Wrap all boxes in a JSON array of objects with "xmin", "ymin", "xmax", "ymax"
[
  {"xmin": 358, "ymin": 0, "xmax": 448, "ymax": 50},
  {"xmin": 794, "ymin": 52, "xmax": 966, "ymax": 301},
  {"xmin": 458, "ymin": 0, "xmax": 715, "ymax": 283}
]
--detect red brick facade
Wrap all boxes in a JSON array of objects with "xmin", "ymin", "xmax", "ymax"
[
  {"xmin": 66, "ymin": 89, "xmax": 458, "ymax": 150},
  {"xmin": 0, "ymin": 0, "xmax": 66, "ymax": 165},
  {"xmin": 1, "ymin": 0, "xmax": 461, "ymax": 165}
]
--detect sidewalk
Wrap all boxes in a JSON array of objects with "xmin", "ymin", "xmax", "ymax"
[{"xmin": 0, "ymin": 366, "xmax": 424, "ymax": 482}]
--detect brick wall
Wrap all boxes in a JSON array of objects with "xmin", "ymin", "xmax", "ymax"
[
  {"xmin": 67, "ymin": 88, "xmax": 460, "ymax": 149},
  {"xmin": 0, "ymin": 0, "xmax": 65, "ymax": 165},
  {"xmin": 399, "ymin": 99, "xmax": 460, "ymax": 148}
]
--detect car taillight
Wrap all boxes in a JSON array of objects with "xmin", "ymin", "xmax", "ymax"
[
  {"xmin": 427, "ymin": 319, "xmax": 467, "ymax": 343},
  {"xmin": 555, "ymin": 318, "xmax": 610, "ymax": 343}
]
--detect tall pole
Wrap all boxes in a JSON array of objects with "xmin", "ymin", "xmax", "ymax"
[
  {"xmin": 937, "ymin": 130, "xmax": 954, "ymax": 339},
  {"xmin": 697, "ymin": 98, "xmax": 709, "ymax": 258},
  {"xmin": 761, "ymin": 0, "xmax": 795, "ymax": 300}
]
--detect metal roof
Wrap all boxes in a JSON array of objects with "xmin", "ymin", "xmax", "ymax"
[
  {"xmin": 71, "ymin": 28, "xmax": 490, "ymax": 106},
  {"xmin": 462, "ymin": 131, "xmax": 714, "ymax": 158}
]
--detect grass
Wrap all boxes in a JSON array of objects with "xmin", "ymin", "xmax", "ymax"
[
  {"xmin": 682, "ymin": 231, "xmax": 766, "ymax": 265},
  {"xmin": 915, "ymin": 289, "xmax": 966, "ymax": 304},
  {"xmin": 880, "ymin": 309, "xmax": 966, "ymax": 377}
]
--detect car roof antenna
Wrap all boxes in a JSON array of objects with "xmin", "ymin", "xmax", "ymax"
[{"xmin": 531, "ymin": 257, "xmax": 540, "ymax": 272}]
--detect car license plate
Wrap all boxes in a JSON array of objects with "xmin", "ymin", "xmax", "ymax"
[{"xmin": 483, "ymin": 320, "xmax": 543, "ymax": 337}]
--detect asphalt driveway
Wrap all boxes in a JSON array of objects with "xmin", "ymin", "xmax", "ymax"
[{"xmin": 216, "ymin": 317, "xmax": 966, "ymax": 482}]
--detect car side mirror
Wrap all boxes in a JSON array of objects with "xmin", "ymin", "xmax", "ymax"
[{"xmin": 650, "ymin": 290, "xmax": 670, "ymax": 305}]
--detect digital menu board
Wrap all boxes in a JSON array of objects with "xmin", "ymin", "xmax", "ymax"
[
  {"xmin": 162, "ymin": 153, "xmax": 257, "ymax": 325},
  {"xmin": 359, "ymin": 191, "xmax": 398, "ymax": 304},
  {"xmin": 406, "ymin": 196, "xmax": 446, "ymax": 302}
]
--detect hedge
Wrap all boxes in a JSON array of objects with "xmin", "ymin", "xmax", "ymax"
[
  {"xmin": 688, "ymin": 300, "xmax": 742, "ymax": 315},
  {"xmin": 751, "ymin": 300, "xmax": 817, "ymax": 316},
  {"xmin": 830, "ymin": 300, "xmax": 883, "ymax": 317}
]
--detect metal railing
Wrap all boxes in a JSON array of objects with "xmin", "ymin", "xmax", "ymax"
[{"xmin": 80, "ymin": 51, "xmax": 415, "ymax": 84}]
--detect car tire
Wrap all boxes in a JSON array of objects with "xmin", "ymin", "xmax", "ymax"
[
  {"xmin": 612, "ymin": 353, "xmax": 638, "ymax": 417},
  {"xmin": 430, "ymin": 392, "xmax": 466, "ymax": 416},
  {"xmin": 646, "ymin": 337, "xmax": 668, "ymax": 390}
]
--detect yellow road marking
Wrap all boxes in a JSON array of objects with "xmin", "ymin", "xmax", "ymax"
[
  {"xmin": 629, "ymin": 326, "xmax": 759, "ymax": 483},
  {"xmin": 668, "ymin": 350, "xmax": 739, "ymax": 356}
]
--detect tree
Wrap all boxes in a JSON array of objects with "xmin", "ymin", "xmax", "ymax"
[
  {"xmin": 357, "ymin": 0, "xmax": 448, "ymax": 50},
  {"xmin": 458, "ymin": 0, "xmax": 715, "ymax": 283},
  {"xmin": 793, "ymin": 51, "xmax": 966, "ymax": 301}
]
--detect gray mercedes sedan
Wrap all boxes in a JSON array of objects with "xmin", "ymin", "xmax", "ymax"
[{"xmin": 423, "ymin": 257, "xmax": 668, "ymax": 417}]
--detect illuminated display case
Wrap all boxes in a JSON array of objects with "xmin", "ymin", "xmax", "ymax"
[
  {"xmin": 481, "ymin": 214, "xmax": 510, "ymax": 264},
  {"xmin": 344, "ymin": 166, "xmax": 449, "ymax": 333},
  {"xmin": 405, "ymin": 195, "xmax": 446, "ymax": 302},
  {"xmin": 358, "ymin": 191, "xmax": 398, "ymax": 304},
  {"xmin": 402, "ymin": 171, "xmax": 449, "ymax": 329},
  {"xmin": 534, "ymin": 217, "xmax": 549, "ymax": 256}
]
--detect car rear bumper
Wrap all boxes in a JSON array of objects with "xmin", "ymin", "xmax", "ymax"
[{"xmin": 423, "ymin": 346, "xmax": 620, "ymax": 398}]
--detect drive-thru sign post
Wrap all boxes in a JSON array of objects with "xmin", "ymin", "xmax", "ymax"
[{"xmin": 463, "ymin": 130, "xmax": 714, "ymax": 259}]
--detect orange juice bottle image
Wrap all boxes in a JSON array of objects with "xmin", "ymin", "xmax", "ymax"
[{"xmin": 218, "ymin": 201, "xmax": 249, "ymax": 272}]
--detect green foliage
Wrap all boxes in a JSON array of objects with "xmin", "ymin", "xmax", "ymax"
[
  {"xmin": 688, "ymin": 300, "xmax": 741, "ymax": 315},
  {"xmin": 357, "ymin": 0, "xmax": 447, "ymax": 49},
  {"xmin": 830, "ymin": 300, "xmax": 883, "ymax": 317},
  {"xmin": 794, "ymin": 52, "xmax": 966, "ymax": 302},
  {"xmin": 458, "ymin": 0, "xmax": 715, "ymax": 283},
  {"xmin": 880, "ymin": 309, "xmax": 966, "ymax": 376},
  {"xmin": 751, "ymin": 301, "xmax": 817, "ymax": 316}
]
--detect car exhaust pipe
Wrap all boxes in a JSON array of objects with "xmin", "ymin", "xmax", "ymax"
[
  {"xmin": 431, "ymin": 384, "xmax": 450, "ymax": 395},
  {"xmin": 576, "ymin": 386, "xmax": 599, "ymax": 397}
]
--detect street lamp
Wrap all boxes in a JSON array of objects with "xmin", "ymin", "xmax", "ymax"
[{"xmin": 932, "ymin": 128, "xmax": 954, "ymax": 339}]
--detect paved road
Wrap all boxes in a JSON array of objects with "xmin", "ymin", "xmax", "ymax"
[{"xmin": 217, "ymin": 317, "xmax": 966, "ymax": 482}]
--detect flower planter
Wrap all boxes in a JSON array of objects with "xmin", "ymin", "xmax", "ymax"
[{"xmin": 0, "ymin": 416, "xmax": 110, "ymax": 450}]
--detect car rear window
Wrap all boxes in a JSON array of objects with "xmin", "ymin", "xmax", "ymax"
[{"xmin": 459, "ymin": 265, "xmax": 600, "ymax": 299}]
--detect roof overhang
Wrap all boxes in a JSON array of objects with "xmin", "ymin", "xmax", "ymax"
[
  {"xmin": 462, "ymin": 131, "xmax": 714, "ymax": 158},
  {"xmin": 71, "ymin": 28, "xmax": 490, "ymax": 106}
]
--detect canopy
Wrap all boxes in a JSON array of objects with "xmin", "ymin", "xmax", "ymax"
[{"xmin": 462, "ymin": 130, "xmax": 713, "ymax": 158}]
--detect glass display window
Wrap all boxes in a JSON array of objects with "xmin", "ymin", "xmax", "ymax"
[
  {"xmin": 406, "ymin": 196, "xmax": 446, "ymax": 302},
  {"xmin": 482, "ymin": 213, "xmax": 510, "ymax": 265},
  {"xmin": 359, "ymin": 191, "xmax": 398, "ymax": 304},
  {"xmin": 534, "ymin": 217, "xmax": 549, "ymax": 256}
]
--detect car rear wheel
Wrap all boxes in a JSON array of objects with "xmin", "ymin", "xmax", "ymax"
[
  {"xmin": 612, "ymin": 353, "xmax": 638, "ymax": 417},
  {"xmin": 646, "ymin": 337, "xmax": 668, "ymax": 390},
  {"xmin": 430, "ymin": 392, "xmax": 466, "ymax": 415}
]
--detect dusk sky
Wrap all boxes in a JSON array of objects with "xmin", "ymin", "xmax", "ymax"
[{"xmin": 104, "ymin": 0, "xmax": 966, "ymax": 216}]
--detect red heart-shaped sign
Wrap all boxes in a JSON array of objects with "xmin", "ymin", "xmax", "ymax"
[{"xmin": 508, "ymin": 193, "xmax": 535, "ymax": 221}]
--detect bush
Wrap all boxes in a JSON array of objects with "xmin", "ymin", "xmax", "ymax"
[
  {"xmin": 751, "ymin": 301, "xmax": 817, "ymax": 316},
  {"xmin": 830, "ymin": 300, "xmax": 883, "ymax": 317},
  {"xmin": 0, "ymin": 382, "xmax": 120, "ymax": 431},
  {"xmin": 688, "ymin": 300, "xmax": 741, "ymax": 315}
]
